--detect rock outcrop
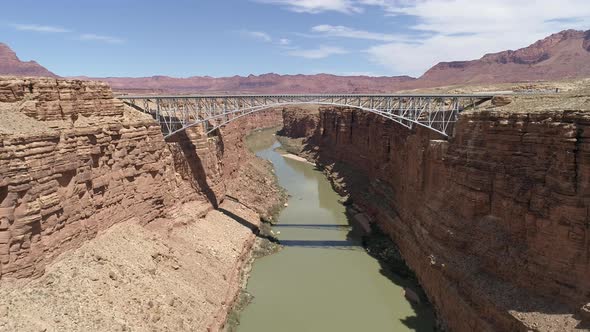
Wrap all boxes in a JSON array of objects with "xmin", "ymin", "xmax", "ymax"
[
  {"xmin": 0, "ymin": 77, "xmax": 178, "ymax": 279},
  {"xmin": 0, "ymin": 76, "xmax": 286, "ymax": 331},
  {"xmin": 282, "ymin": 103, "xmax": 590, "ymax": 331},
  {"xmin": 0, "ymin": 76, "xmax": 282, "ymax": 281}
]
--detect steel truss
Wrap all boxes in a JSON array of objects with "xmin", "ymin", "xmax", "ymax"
[{"xmin": 118, "ymin": 94, "xmax": 494, "ymax": 138}]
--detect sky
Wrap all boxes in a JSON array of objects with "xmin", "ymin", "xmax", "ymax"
[{"xmin": 2, "ymin": 0, "xmax": 590, "ymax": 78}]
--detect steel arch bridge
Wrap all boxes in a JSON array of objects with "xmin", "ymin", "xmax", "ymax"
[{"xmin": 118, "ymin": 94, "xmax": 495, "ymax": 139}]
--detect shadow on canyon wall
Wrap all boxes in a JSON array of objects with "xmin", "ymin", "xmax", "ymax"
[{"xmin": 174, "ymin": 130, "xmax": 220, "ymax": 208}]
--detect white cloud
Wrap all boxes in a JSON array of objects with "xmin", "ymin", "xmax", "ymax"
[
  {"xmin": 255, "ymin": 0, "xmax": 362, "ymax": 14},
  {"xmin": 311, "ymin": 24, "xmax": 409, "ymax": 42},
  {"xmin": 241, "ymin": 30, "xmax": 273, "ymax": 42},
  {"xmin": 12, "ymin": 24, "xmax": 70, "ymax": 33},
  {"xmin": 255, "ymin": 0, "xmax": 590, "ymax": 76},
  {"xmin": 278, "ymin": 38, "xmax": 291, "ymax": 45},
  {"xmin": 79, "ymin": 33, "xmax": 125, "ymax": 44},
  {"xmin": 240, "ymin": 31, "xmax": 293, "ymax": 47},
  {"xmin": 287, "ymin": 45, "xmax": 348, "ymax": 58},
  {"xmin": 363, "ymin": 0, "xmax": 590, "ymax": 76},
  {"xmin": 381, "ymin": 0, "xmax": 590, "ymax": 35},
  {"xmin": 11, "ymin": 23, "xmax": 125, "ymax": 45}
]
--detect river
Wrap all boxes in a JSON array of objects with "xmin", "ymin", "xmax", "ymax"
[{"xmin": 237, "ymin": 127, "xmax": 435, "ymax": 332}]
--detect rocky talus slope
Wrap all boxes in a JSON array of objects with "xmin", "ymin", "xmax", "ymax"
[
  {"xmin": 280, "ymin": 95, "xmax": 590, "ymax": 331},
  {"xmin": 0, "ymin": 200, "xmax": 262, "ymax": 331},
  {"xmin": 0, "ymin": 76, "xmax": 283, "ymax": 331}
]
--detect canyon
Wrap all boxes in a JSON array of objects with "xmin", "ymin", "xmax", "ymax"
[
  {"xmin": 2, "ymin": 0, "xmax": 590, "ymax": 328},
  {"xmin": 0, "ymin": 76, "xmax": 589, "ymax": 331},
  {"xmin": 2, "ymin": 29, "xmax": 590, "ymax": 94}
]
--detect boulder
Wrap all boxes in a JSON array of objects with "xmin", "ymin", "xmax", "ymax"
[
  {"xmin": 491, "ymin": 96, "xmax": 512, "ymax": 106},
  {"xmin": 403, "ymin": 287, "xmax": 421, "ymax": 304}
]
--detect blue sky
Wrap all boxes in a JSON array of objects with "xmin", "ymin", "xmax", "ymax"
[{"xmin": 2, "ymin": 0, "xmax": 589, "ymax": 78}]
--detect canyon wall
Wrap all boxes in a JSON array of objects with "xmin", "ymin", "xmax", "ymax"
[
  {"xmin": 283, "ymin": 106, "xmax": 590, "ymax": 331},
  {"xmin": 279, "ymin": 106, "xmax": 320, "ymax": 139},
  {"xmin": 168, "ymin": 108, "xmax": 283, "ymax": 210},
  {"xmin": 0, "ymin": 77, "xmax": 282, "ymax": 281}
]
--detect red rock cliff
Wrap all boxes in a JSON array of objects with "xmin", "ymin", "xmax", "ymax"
[
  {"xmin": 285, "ymin": 105, "xmax": 590, "ymax": 331},
  {"xmin": 0, "ymin": 77, "xmax": 282, "ymax": 280}
]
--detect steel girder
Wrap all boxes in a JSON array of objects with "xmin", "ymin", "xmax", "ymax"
[{"xmin": 118, "ymin": 94, "xmax": 494, "ymax": 138}]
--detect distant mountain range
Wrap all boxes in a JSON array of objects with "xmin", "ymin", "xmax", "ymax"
[
  {"xmin": 75, "ymin": 74, "xmax": 416, "ymax": 94},
  {"xmin": 1, "ymin": 29, "xmax": 589, "ymax": 93},
  {"xmin": 419, "ymin": 29, "xmax": 590, "ymax": 86}
]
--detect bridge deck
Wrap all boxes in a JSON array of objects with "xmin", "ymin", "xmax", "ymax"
[{"xmin": 119, "ymin": 93, "xmax": 498, "ymax": 99}]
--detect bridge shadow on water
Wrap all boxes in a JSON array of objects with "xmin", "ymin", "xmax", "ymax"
[
  {"xmin": 273, "ymin": 224, "xmax": 362, "ymax": 250},
  {"xmin": 273, "ymin": 224, "xmax": 351, "ymax": 230},
  {"xmin": 279, "ymin": 239, "xmax": 360, "ymax": 250},
  {"xmin": 218, "ymin": 209, "xmax": 361, "ymax": 250}
]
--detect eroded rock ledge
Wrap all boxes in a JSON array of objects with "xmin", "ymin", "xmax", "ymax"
[{"xmin": 280, "ymin": 104, "xmax": 590, "ymax": 331}]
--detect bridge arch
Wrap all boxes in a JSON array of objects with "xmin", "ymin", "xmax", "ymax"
[
  {"xmin": 119, "ymin": 94, "xmax": 494, "ymax": 139},
  {"xmin": 170, "ymin": 102, "xmax": 444, "ymax": 138}
]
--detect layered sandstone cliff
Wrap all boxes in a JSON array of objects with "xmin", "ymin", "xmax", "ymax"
[
  {"xmin": 281, "ymin": 98, "xmax": 590, "ymax": 331},
  {"xmin": 0, "ymin": 76, "xmax": 282, "ymax": 281},
  {"xmin": 278, "ymin": 105, "xmax": 320, "ymax": 139},
  {"xmin": 0, "ymin": 77, "xmax": 183, "ymax": 279}
]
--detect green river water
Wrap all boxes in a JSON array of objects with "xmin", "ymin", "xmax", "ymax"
[{"xmin": 237, "ymin": 128, "xmax": 435, "ymax": 332}]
